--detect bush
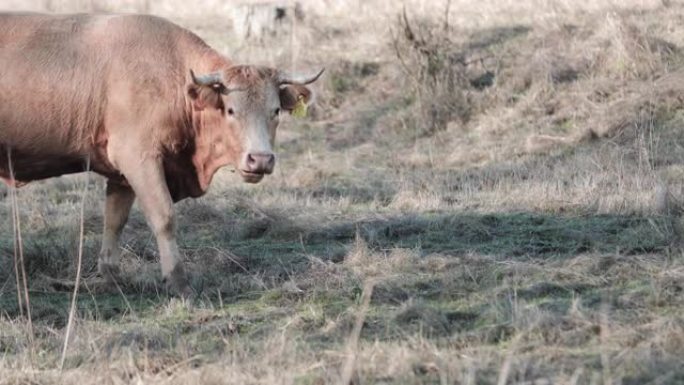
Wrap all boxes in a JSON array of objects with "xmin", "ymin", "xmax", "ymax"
[{"xmin": 391, "ymin": 7, "xmax": 472, "ymax": 136}]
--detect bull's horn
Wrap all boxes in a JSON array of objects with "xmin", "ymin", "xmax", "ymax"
[
  {"xmin": 277, "ymin": 68, "xmax": 325, "ymax": 85},
  {"xmin": 189, "ymin": 69, "xmax": 223, "ymax": 86},
  {"xmin": 190, "ymin": 70, "xmax": 247, "ymax": 94}
]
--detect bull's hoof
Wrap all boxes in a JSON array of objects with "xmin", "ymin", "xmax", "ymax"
[
  {"xmin": 98, "ymin": 263, "xmax": 122, "ymax": 282},
  {"xmin": 164, "ymin": 265, "xmax": 194, "ymax": 299}
]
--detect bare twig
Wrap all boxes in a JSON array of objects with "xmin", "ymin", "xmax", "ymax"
[
  {"xmin": 496, "ymin": 332, "xmax": 522, "ymax": 385},
  {"xmin": 60, "ymin": 157, "xmax": 91, "ymax": 370},
  {"xmin": 8, "ymin": 147, "xmax": 33, "ymax": 344},
  {"xmin": 339, "ymin": 279, "xmax": 374, "ymax": 385},
  {"xmin": 290, "ymin": 0, "xmax": 298, "ymax": 74},
  {"xmin": 116, "ymin": 278, "xmax": 137, "ymax": 318},
  {"xmin": 10, "ymin": 170, "xmax": 23, "ymax": 319},
  {"xmin": 600, "ymin": 301, "xmax": 613, "ymax": 385}
]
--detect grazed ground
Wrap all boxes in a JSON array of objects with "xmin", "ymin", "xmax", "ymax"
[{"xmin": 3, "ymin": 0, "xmax": 684, "ymax": 384}]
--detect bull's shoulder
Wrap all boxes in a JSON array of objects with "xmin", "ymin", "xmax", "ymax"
[
  {"xmin": 95, "ymin": 14, "xmax": 212, "ymax": 58},
  {"xmin": 106, "ymin": 14, "xmax": 180, "ymax": 30},
  {"xmin": 101, "ymin": 14, "xmax": 194, "ymax": 40}
]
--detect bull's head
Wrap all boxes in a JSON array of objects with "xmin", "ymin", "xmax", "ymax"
[{"xmin": 186, "ymin": 66, "xmax": 323, "ymax": 188}]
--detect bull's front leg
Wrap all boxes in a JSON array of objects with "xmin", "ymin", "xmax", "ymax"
[
  {"xmin": 98, "ymin": 180, "xmax": 136, "ymax": 279},
  {"xmin": 116, "ymin": 156, "xmax": 192, "ymax": 297}
]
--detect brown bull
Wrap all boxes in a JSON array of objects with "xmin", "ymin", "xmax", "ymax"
[{"xmin": 0, "ymin": 13, "xmax": 323, "ymax": 296}]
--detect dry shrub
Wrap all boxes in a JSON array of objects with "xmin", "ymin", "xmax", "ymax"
[
  {"xmin": 590, "ymin": 12, "xmax": 678, "ymax": 80},
  {"xmin": 587, "ymin": 72, "xmax": 684, "ymax": 141},
  {"xmin": 452, "ymin": 8, "xmax": 684, "ymax": 159},
  {"xmin": 391, "ymin": 7, "xmax": 472, "ymax": 136},
  {"xmin": 387, "ymin": 5, "xmax": 682, "ymax": 155}
]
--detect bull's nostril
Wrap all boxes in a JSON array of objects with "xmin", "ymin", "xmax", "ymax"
[{"xmin": 246, "ymin": 154, "xmax": 257, "ymax": 167}]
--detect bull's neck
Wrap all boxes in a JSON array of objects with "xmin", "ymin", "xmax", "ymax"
[
  {"xmin": 190, "ymin": 111, "xmax": 214, "ymax": 192},
  {"xmin": 181, "ymin": 47, "xmax": 234, "ymax": 194},
  {"xmin": 187, "ymin": 101, "xmax": 236, "ymax": 195}
]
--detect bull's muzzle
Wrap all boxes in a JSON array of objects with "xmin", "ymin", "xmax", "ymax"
[{"xmin": 239, "ymin": 152, "xmax": 275, "ymax": 183}]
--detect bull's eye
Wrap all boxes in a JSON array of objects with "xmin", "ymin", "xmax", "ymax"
[
  {"xmin": 227, "ymin": 108, "xmax": 235, "ymax": 116},
  {"xmin": 273, "ymin": 108, "xmax": 281, "ymax": 118}
]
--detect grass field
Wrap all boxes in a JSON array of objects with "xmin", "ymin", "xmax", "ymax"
[{"xmin": 3, "ymin": 0, "xmax": 684, "ymax": 383}]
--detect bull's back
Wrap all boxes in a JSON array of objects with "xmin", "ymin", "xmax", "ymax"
[
  {"xmin": 0, "ymin": 14, "xmax": 193, "ymax": 182},
  {"xmin": 0, "ymin": 14, "xmax": 110, "ymax": 149}
]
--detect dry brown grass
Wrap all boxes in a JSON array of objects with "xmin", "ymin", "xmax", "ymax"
[{"xmin": 3, "ymin": 0, "xmax": 684, "ymax": 383}]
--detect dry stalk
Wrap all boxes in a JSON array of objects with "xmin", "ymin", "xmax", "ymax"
[
  {"xmin": 600, "ymin": 301, "xmax": 613, "ymax": 385},
  {"xmin": 10, "ymin": 170, "xmax": 22, "ymax": 319},
  {"xmin": 496, "ymin": 332, "xmax": 522, "ymax": 385},
  {"xmin": 60, "ymin": 158, "xmax": 91, "ymax": 370},
  {"xmin": 289, "ymin": 0, "xmax": 298, "ymax": 74},
  {"xmin": 8, "ymin": 147, "xmax": 33, "ymax": 344},
  {"xmin": 443, "ymin": 0, "xmax": 452, "ymax": 32},
  {"xmin": 339, "ymin": 279, "xmax": 375, "ymax": 385}
]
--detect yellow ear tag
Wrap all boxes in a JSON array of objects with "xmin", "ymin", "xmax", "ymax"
[{"xmin": 291, "ymin": 96, "xmax": 308, "ymax": 118}]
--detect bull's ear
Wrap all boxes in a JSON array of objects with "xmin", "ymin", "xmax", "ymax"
[
  {"xmin": 187, "ymin": 70, "xmax": 224, "ymax": 111},
  {"xmin": 279, "ymin": 84, "xmax": 313, "ymax": 112}
]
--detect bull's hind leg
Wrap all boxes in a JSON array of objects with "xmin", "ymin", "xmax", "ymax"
[{"xmin": 98, "ymin": 180, "xmax": 135, "ymax": 279}]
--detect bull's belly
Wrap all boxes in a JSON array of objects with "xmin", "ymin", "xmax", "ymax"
[{"xmin": 0, "ymin": 146, "xmax": 92, "ymax": 184}]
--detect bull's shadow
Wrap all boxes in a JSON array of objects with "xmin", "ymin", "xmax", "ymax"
[{"xmin": 0, "ymin": 196, "xmax": 673, "ymax": 325}]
